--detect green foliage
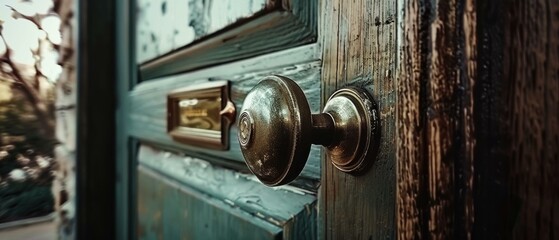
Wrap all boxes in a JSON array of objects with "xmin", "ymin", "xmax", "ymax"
[
  {"xmin": 0, "ymin": 89, "xmax": 56, "ymax": 177},
  {"xmin": 0, "ymin": 181, "xmax": 54, "ymax": 223},
  {"xmin": 0, "ymin": 85, "xmax": 57, "ymax": 222}
]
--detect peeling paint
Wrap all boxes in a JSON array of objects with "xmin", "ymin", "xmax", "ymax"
[
  {"xmin": 136, "ymin": 0, "xmax": 268, "ymax": 63},
  {"xmin": 223, "ymin": 199, "xmax": 235, "ymax": 206},
  {"xmin": 137, "ymin": 145, "xmax": 316, "ymax": 228}
]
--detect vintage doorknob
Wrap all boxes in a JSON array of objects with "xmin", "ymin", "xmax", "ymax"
[{"xmin": 238, "ymin": 75, "xmax": 379, "ymax": 186}]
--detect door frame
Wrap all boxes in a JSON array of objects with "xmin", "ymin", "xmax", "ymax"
[
  {"xmin": 75, "ymin": 0, "xmax": 118, "ymax": 239},
  {"xmin": 114, "ymin": 0, "xmax": 137, "ymax": 239}
]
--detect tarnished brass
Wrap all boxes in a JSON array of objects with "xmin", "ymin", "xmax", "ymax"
[
  {"xmin": 238, "ymin": 75, "xmax": 379, "ymax": 186},
  {"xmin": 178, "ymin": 97, "xmax": 221, "ymax": 131},
  {"xmin": 323, "ymin": 87, "xmax": 379, "ymax": 173},
  {"xmin": 167, "ymin": 81, "xmax": 235, "ymax": 150}
]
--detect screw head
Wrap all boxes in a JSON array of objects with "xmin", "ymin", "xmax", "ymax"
[{"xmin": 238, "ymin": 111, "xmax": 253, "ymax": 147}]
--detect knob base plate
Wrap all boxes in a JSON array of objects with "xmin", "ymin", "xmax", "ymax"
[{"xmin": 323, "ymin": 87, "xmax": 379, "ymax": 173}]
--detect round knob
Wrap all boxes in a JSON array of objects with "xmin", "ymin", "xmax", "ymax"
[{"xmin": 238, "ymin": 75, "xmax": 379, "ymax": 186}]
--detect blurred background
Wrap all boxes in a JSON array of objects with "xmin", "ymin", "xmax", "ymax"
[{"xmin": 0, "ymin": 0, "xmax": 75, "ymax": 239}]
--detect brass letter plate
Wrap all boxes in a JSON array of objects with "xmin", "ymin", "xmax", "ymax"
[{"xmin": 167, "ymin": 81, "xmax": 236, "ymax": 150}]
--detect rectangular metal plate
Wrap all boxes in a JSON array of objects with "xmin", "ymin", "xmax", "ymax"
[
  {"xmin": 178, "ymin": 97, "xmax": 221, "ymax": 131},
  {"xmin": 167, "ymin": 81, "xmax": 235, "ymax": 150}
]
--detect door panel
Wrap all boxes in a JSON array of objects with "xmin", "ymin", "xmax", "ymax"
[
  {"xmin": 132, "ymin": 48, "xmax": 321, "ymax": 239},
  {"xmin": 137, "ymin": 166, "xmax": 283, "ymax": 240},
  {"xmin": 136, "ymin": 0, "xmax": 269, "ymax": 63},
  {"xmin": 129, "ymin": 44, "xmax": 322, "ymax": 183},
  {"xmin": 129, "ymin": 0, "xmax": 320, "ymax": 238},
  {"xmin": 137, "ymin": 145, "xmax": 317, "ymax": 239},
  {"xmin": 137, "ymin": 0, "xmax": 317, "ymax": 79}
]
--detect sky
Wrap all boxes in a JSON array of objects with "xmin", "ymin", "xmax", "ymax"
[
  {"xmin": 0, "ymin": 0, "xmax": 62, "ymax": 102},
  {"xmin": 0, "ymin": 0, "xmax": 62, "ymax": 89}
]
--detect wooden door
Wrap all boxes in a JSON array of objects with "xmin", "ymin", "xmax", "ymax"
[
  {"xmin": 116, "ymin": 1, "xmax": 321, "ymax": 239},
  {"xmin": 114, "ymin": 0, "xmax": 558, "ymax": 239}
]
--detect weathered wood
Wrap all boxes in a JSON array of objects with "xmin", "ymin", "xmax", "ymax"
[
  {"xmin": 499, "ymin": 1, "xmax": 559, "ymax": 239},
  {"xmin": 397, "ymin": 0, "xmax": 558, "ymax": 239},
  {"xmin": 138, "ymin": 145, "xmax": 317, "ymax": 239},
  {"xmin": 129, "ymin": 44, "xmax": 322, "ymax": 183},
  {"xmin": 116, "ymin": 0, "xmax": 559, "ymax": 238},
  {"xmin": 319, "ymin": 0, "xmax": 397, "ymax": 239},
  {"xmin": 139, "ymin": 0, "xmax": 317, "ymax": 79},
  {"xmin": 397, "ymin": 0, "xmax": 477, "ymax": 239},
  {"xmin": 472, "ymin": 1, "xmax": 505, "ymax": 238},
  {"xmin": 137, "ymin": 165, "xmax": 282, "ymax": 240},
  {"xmin": 396, "ymin": 0, "xmax": 423, "ymax": 238},
  {"xmin": 124, "ymin": 2, "xmax": 320, "ymax": 239},
  {"xmin": 136, "ymin": 0, "xmax": 268, "ymax": 63}
]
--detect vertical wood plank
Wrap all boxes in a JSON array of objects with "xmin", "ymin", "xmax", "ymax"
[
  {"xmin": 475, "ymin": 0, "xmax": 559, "ymax": 238},
  {"xmin": 397, "ymin": 0, "xmax": 477, "ymax": 239},
  {"xmin": 473, "ymin": 1, "xmax": 506, "ymax": 237},
  {"xmin": 501, "ymin": 1, "xmax": 559, "ymax": 239},
  {"xmin": 397, "ymin": 0, "xmax": 558, "ymax": 239},
  {"xmin": 320, "ymin": 0, "xmax": 397, "ymax": 239},
  {"xmin": 462, "ymin": 1, "xmax": 476, "ymax": 237},
  {"xmin": 396, "ymin": 0, "xmax": 426, "ymax": 238}
]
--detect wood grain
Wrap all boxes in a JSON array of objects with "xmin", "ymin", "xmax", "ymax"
[
  {"xmin": 501, "ymin": 1, "xmax": 559, "ymax": 239},
  {"xmin": 397, "ymin": 0, "xmax": 558, "ymax": 239},
  {"xmin": 396, "ymin": 0, "xmax": 424, "ymax": 238},
  {"xmin": 397, "ymin": 0, "xmax": 477, "ymax": 239},
  {"xmin": 320, "ymin": 0, "xmax": 397, "ymax": 239}
]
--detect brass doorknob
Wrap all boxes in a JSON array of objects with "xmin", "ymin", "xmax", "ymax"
[{"xmin": 238, "ymin": 75, "xmax": 379, "ymax": 186}]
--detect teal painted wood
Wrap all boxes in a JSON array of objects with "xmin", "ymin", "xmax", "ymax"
[
  {"xmin": 128, "ymin": 44, "xmax": 322, "ymax": 183},
  {"xmin": 137, "ymin": 166, "xmax": 283, "ymax": 240},
  {"xmin": 139, "ymin": 0, "xmax": 318, "ymax": 79},
  {"xmin": 116, "ymin": 0, "xmax": 136, "ymax": 239},
  {"xmin": 284, "ymin": 199, "xmax": 317, "ymax": 240},
  {"xmin": 138, "ymin": 145, "xmax": 317, "ymax": 239},
  {"xmin": 124, "ymin": 2, "xmax": 321, "ymax": 239}
]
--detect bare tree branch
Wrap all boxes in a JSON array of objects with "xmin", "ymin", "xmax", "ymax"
[{"xmin": 0, "ymin": 48, "xmax": 55, "ymax": 138}]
